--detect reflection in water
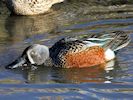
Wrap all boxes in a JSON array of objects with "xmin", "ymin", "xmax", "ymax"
[
  {"xmin": 21, "ymin": 60, "xmax": 121, "ymax": 84},
  {"xmin": 5, "ymin": 15, "xmax": 60, "ymax": 43}
]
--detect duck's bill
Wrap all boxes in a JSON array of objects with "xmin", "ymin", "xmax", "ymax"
[{"xmin": 5, "ymin": 58, "xmax": 26, "ymax": 69}]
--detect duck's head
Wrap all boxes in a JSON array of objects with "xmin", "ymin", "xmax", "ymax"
[{"xmin": 6, "ymin": 44, "xmax": 49, "ymax": 69}]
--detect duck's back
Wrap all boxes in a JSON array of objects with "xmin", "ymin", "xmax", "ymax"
[
  {"xmin": 49, "ymin": 31, "xmax": 130, "ymax": 68},
  {"xmin": 49, "ymin": 38, "xmax": 105, "ymax": 68}
]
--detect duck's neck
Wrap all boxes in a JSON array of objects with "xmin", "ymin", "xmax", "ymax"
[{"xmin": 43, "ymin": 57, "xmax": 53, "ymax": 67}]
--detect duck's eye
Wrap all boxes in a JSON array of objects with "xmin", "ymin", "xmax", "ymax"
[
  {"xmin": 31, "ymin": 51, "xmax": 38, "ymax": 56},
  {"xmin": 31, "ymin": 51, "xmax": 35, "ymax": 55}
]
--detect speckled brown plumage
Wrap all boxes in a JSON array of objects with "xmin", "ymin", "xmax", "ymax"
[{"xmin": 5, "ymin": 0, "xmax": 64, "ymax": 15}]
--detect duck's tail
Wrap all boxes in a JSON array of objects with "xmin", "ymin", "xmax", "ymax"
[
  {"xmin": 84, "ymin": 31, "xmax": 130, "ymax": 51},
  {"xmin": 102, "ymin": 31, "xmax": 130, "ymax": 51}
]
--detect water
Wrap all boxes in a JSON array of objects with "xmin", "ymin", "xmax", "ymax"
[{"xmin": 0, "ymin": 0, "xmax": 133, "ymax": 99}]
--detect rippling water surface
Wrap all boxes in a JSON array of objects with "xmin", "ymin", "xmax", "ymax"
[{"xmin": 0, "ymin": 0, "xmax": 133, "ymax": 99}]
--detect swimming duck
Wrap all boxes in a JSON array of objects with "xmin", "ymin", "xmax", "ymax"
[
  {"xmin": 6, "ymin": 31, "xmax": 130, "ymax": 69},
  {"xmin": 5, "ymin": 0, "xmax": 64, "ymax": 15}
]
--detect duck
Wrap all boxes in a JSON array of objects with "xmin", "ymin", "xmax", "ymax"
[
  {"xmin": 6, "ymin": 31, "xmax": 130, "ymax": 69},
  {"xmin": 5, "ymin": 0, "xmax": 64, "ymax": 15}
]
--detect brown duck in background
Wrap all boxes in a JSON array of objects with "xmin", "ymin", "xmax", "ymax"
[{"xmin": 5, "ymin": 0, "xmax": 64, "ymax": 15}]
